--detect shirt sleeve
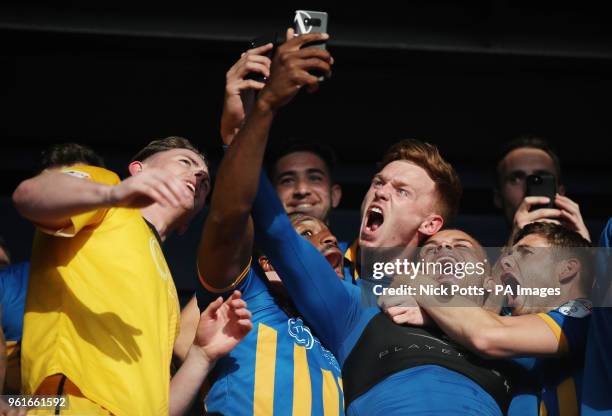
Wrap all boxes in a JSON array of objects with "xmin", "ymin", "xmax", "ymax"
[
  {"xmin": 537, "ymin": 299, "xmax": 592, "ymax": 355},
  {"xmin": 196, "ymin": 263, "xmax": 255, "ymax": 309},
  {"xmin": 39, "ymin": 166, "xmax": 121, "ymax": 237},
  {"xmin": 599, "ymin": 218, "xmax": 612, "ymax": 248},
  {"xmin": 0, "ymin": 262, "xmax": 29, "ymax": 342},
  {"xmin": 251, "ymin": 171, "xmax": 363, "ymax": 355}
]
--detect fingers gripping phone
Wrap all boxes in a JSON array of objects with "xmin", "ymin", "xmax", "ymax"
[
  {"xmin": 293, "ymin": 10, "xmax": 328, "ymax": 49},
  {"xmin": 294, "ymin": 10, "xmax": 329, "ymax": 80},
  {"xmin": 245, "ymin": 34, "xmax": 277, "ymax": 82},
  {"xmin": 526, "ymin": 173, "xmax": 557, "ymax": 211}
]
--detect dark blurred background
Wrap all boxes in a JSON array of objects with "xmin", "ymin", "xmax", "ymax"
[{"xmin": 2, "ymin": 1, "xmax": 611, "ymax": 300}]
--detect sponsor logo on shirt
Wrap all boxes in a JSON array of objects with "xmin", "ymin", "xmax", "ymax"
[{"xmin": 558, "ymin": 298, "xmax": 592, "ymax": 318}]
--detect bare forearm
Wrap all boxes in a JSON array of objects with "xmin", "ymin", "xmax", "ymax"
[
  {"xmin": 411, "ymin": 277, "xmax": 561, "ymax": 358},
  {"xmin": 173, "ymin": 296, "xmax": 199, "ymax": 364},
  {"xmin": 421, "ymin": 304, "xmax": 503, "ymax": 353},
  {"xmin": 405, "ymin": 276, "xmax": 505, "ymax": 354},
  {"xmin": 210, "ymin": 101, "xmax": 275, "ymax": 221},
  {"xmin": 197, "ymin": 101, "xmax": 275, "ymax": 284},
  {"xmin": 169, "ymin": 346, "xmax": 214, "ymax": 416},
  {"xmin": 12, "ymin": 171, "xmax": 110, "ymax": 230}
]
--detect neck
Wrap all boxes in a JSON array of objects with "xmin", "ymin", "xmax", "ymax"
[
  {"xmin": 562, "ymin": 281, "xmax": 586, "ymax": 303},
  {"xmin": 355, "ymin": 240, "xmax": 418, "ymax": 275},
  {"xmin": 140, "ymin": 205, "xmax": 176, "ymax": 241}
]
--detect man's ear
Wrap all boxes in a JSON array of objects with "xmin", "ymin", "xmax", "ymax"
[
  {"xmin": 558, "ymin": 258, "xmax": 580, "ymax": 284},
  {"xmin": 418, "ymin": 214, "xmax": 444, "ymax": 238},
  {"xmin": 331, "ymin": 184, "xmax": 342, "ymax": 209},
  {"xmin": 483, "ymin": 274, "xmax": 495, "ymax": 291},
  {"xmin": 128, "ymin": 161, "xmax": 144, "ymax": 176},
  {"xmin": 258, "ymin": 256, "xmax": 274, "ymax": 272},
  {"xmin": 493, "ymin": 188, "xmax": 502, "ymax": 210}
]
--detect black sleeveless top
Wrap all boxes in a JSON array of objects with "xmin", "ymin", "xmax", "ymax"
[{"xmin": 342, "ymin": 313, "xmax": 514, "ymax": 413}]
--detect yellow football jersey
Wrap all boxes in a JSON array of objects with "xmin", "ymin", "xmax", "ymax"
[{"xmin": 21, "ymin": 165, "xmax": 180, "ymax": 416}]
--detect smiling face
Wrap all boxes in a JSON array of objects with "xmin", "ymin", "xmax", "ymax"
[
  {"xmin": 359, "ymin": 160, "xmax": 441, "ymax": 250},
  {"xmin": 140, "ymin": 148, "xmax": 210, "ymax": 220},
  {"xmin": 273, "ymin": 151, "xmax": 341, "ymax": 223}
]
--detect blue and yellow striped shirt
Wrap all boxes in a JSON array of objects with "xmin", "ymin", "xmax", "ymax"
[
  {"xmin": 509, "ymin": 300, "xmax": 591, "ymax": 416},
  {"xmin": 197, "ymin": 265, "xmax": 344, "ymax": 415}
]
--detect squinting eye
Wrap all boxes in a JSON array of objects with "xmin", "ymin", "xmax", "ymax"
[
  {"xmin": 301, "ymin": 230, "xmax": 313, "ymax": 237},
  {"xmin": 398, "ymin": 189, "xmax": 409, "ymax": 197},
  {"xmin": 179, "ymin": 159, "xmax": 191, "ymax": 166}
]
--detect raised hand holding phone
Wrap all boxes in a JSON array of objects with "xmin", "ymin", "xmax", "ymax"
[
  {"xmin": 256, "ymin": 28, "xmax": 332, "ymax": 112},
  {"xmin": 220, "ymin": 42, "xmax": 274, "ymax": 145}
]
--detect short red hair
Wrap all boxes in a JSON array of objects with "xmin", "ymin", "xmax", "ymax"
[{"xmin": 380, "ymin": 139, "xmax": 462, "ymax": 222}]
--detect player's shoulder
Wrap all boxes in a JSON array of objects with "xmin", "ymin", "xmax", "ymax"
[{"xmin": 554, "ymin": 298, "xmax": 592, "ymax": 319}]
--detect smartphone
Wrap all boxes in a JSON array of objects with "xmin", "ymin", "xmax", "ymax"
[
  {"xmin": 293, "ymin": 10, "xmax": 329, "ymax": 80},
  {"xmin": 293, "ymin": 10, "xmax": 328, "ymax": 50},
  {"xmin": 525, "ymin": 173, "xmax": 557, "ymax": 211},
  {"xmin": 245, "ymin": 34, "xmax": 277, "ymax": 82}
]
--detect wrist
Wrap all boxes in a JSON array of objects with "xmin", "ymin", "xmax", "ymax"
[
  {"xmin": 254, "ymin": 93, "xmax": 277, "ymax": 114},
  {"xmin": 187, "ymin": 344, "xmax": 216, "ymax": 369},
  {"xmin": 97, "ymin": 183, "xmax": 115, "ymax": 208}
]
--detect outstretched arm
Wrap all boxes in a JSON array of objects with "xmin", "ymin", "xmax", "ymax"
[
  {"xmin": 394, "ymin": 275, "xmax": 568, "ymax": 358},
  {"xmin": 13, "ymin": 167, "xmax": 192, "ymax": 232},
  {"xmin": 197, "ymin": 29, "xmax": 332, "ymax": 292},
  {"xmin": 220, "ymin": 42, "xmax": 273, "ymax": 145},
  {"xmin": 252, "ymin": 172, "xmax": 360, "ymax": 353}
]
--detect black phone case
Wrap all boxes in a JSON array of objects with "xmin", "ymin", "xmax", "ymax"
[
  {"xmin": 526, "ymin": 174, "xmax": 557, "ymax": 211},
  {"xmin": 245, "ymin": 34, "xmax": 277, "ymax": 82}
]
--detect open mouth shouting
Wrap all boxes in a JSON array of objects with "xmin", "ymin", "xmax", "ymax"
[
  {"xmin": 501, "ymin": 272, "xmax": 522, "ymax": 307},
  {"xmin": 432, "ymin": 254, "xmax": 459, "ymax": 283},
  {"xmin": 322, "ymin": 246, "xmax": 344, "ymax": 279},
  {"xmin": 361, "ymin": 205, "xmax": 385, "ymax": 241}
]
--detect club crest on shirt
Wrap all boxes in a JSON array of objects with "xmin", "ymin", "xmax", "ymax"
[
  {"xmin": 558, "ymin": 298, "xmax": 592, "ymax": 318},
  {"xmin": 288, "ymin": 318, "xmax": 315, "ymax": 349}
]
